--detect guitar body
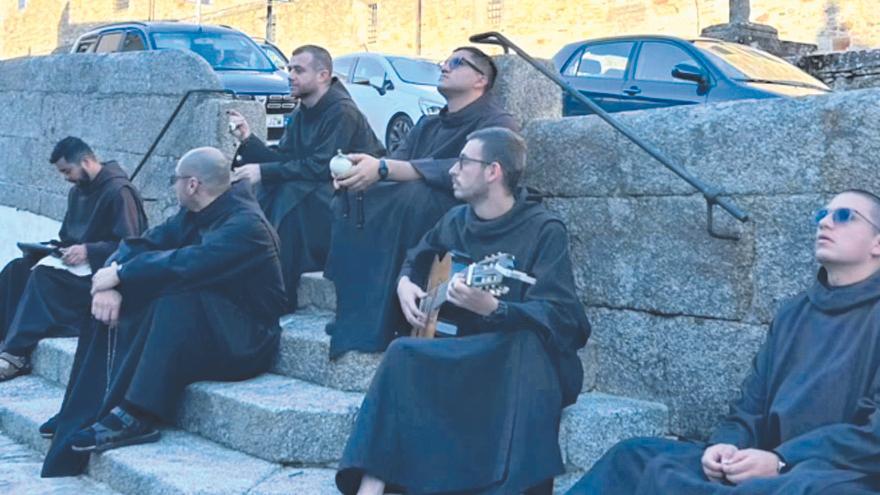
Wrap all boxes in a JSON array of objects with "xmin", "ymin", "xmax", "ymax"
[{"xmin": 412, "ymin": 253, "xmax": 452, "ymax": 338}]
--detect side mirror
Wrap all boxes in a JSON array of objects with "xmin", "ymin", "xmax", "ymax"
[
  {"xmin": 672, "ymin": 63, "xmax": 709, "ymax": 90},
  {"xmin": 368, "ymin": 75, "xmax": 390, "ymax": 95}
]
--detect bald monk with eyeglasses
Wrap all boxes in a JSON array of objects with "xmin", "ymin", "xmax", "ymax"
[{"xmin": 567, "ymin": 189, "xmax": 880, "ymax": 495}]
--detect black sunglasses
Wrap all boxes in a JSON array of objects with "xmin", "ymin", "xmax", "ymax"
[
  {"xmin": 813, "ymin": 207, "xmax": 880, "ymax": 231},
  {"xmin": 443, "ymin": 56, "xmax": 485, "ymax": 75}
]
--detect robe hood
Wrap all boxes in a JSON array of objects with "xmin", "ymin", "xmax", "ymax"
[
  {"xmin": 463, "ymin": 188, "xmax": 555, "ymax": 240},
  {"xmin": 437, "ymin": 93, "xmax": 511, "ymax": 129},
  {"xmin": 809, "ymin": 267, "xmax": 880, "ymax": 313},
  {"xmin": 79, "ymin": 161, "xmax": 129, "ymax": 193},
  {"xmin": 301, "ymin": 78, "xmax": 353, "ymax": 119}
]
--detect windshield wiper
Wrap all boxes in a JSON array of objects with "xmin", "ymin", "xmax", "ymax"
[{"xmin": 737, "ymin": 78, "xmax": 827, "ymax": 91}]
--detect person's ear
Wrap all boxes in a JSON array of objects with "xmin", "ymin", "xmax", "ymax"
[{"xmin": 871, "ymin": 232, "xmax": 880, "ymax": 258}]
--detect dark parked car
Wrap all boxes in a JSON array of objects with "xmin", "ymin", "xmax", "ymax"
[
  {"xmin": 71, "ymin": 22, "xmax": 295, "ymax": 141},
  {"xmin": 553, "ymin": 35, "xmax": 830, "ymax": 116}
]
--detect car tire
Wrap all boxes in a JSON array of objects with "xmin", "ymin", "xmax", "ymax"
[{"xmin": 385, "ymin": 114, "xmax": 413, "ymax": 153}]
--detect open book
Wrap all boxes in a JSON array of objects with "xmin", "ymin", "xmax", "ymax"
[{"xmin": 33, "ymin": 255, "xmax": 92, "ymax": 278}]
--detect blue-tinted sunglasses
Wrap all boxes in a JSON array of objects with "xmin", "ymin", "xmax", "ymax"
[
  {"xmin": 442, "ymin": 56, "xmax": 485, "ymax": 75},
  {"xmin": 813, "ymin": 207, "xmax": 880, "ymax": 231}
]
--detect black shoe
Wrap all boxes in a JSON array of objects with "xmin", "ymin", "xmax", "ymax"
[
  {"xmin": 39, "ymin": 414, "xmax": 59, "ymax": 439},
  {"xmin": 70, "ymin": 406, "xmax": 160, "ymax": 453}
]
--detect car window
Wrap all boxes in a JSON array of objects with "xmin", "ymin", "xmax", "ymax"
[
  {"xmin": 75, "ymin": 36, "xmax": 98, "ymax": 53},
  {"xmin": 634, "ymin": 42, "xmax": 698, "ymax": 82},
  {"xmin": 352, "ymin": 57, "xmax": 386, "ymax": 84},
  {"xmin": 334, "ymin": 57, "xmax": 355, "ymax": 82},
  {"xmin": 262, "ymin": 44, "xmax": 287, "ymax": 70},
  {"xmin": 120, "ymin": 31, "xmax": 145, "ymax": 52},
  {"xmin": 95, "ymin": 32, "xmax": 124, "ymax": 53},
  {"xmin": 563, "ymin": 42, "xmax": 633, "ymax": 79},
  {"xmin": 387, "ymin": 56, "xmax": 441, "ymax": 86},
  {"xmin": 152, "ymin": 31, "xmax": 274, "ymax": 71}
]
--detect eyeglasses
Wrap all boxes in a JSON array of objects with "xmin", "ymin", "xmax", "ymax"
[
  {"xmin": 168, "ymin": 175, "xmax": 197, "ymax": 186},
  {"xmin": 813, "ymin": 207, "xmax": 880, "ymax": 231},
  {"xmin": 443, "ymin": 56, "xmax": 485, "ymax": 75},
  {"xmin": 455, "ymin": 153, "xmax": 494, "ymax": 168}
]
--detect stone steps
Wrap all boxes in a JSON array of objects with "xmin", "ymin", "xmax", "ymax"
[
  {"xmin": 0, "ymin": 272, "xmax": 671, "ymax": 494},
  {"xmin": 0, "ymin": 376, "xmax": 340, "ymax": 495},
  {"xmin": 29, "ymin": 319, "xmax": 667, "ymax": 472}
]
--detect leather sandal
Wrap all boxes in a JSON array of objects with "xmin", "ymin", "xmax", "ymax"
[
  {"xmin": 0, "ymin": 352, "xmax": 30, "ymax": 382},
  {"xmin": 70, "ymin": 406, "xmax": 160, "ymax": 453}
]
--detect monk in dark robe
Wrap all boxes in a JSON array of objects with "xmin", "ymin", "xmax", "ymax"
[
  {"xmin": 568, "ymin": 189, "xmax": 880, "ymax": 495},
  {"xmin": 41, "ymin": 147, "xmax": 285, "ymax": 477},
  {"xmin": 325, "ymin": 46, "xmax": 520, "ymax": 359},
  {"xmin": 336, "ymin": 128, "xmax": 590, "ymax": 495},
  {"xmin": 228, "ymin": 44, "xmax": 384, "ymax": 312},
  {"xmin": 0, "ymin": 137, "xmax": 147, "ymax": 381}
]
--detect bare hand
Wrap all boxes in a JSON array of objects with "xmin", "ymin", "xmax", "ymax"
[
  {"xmin": 60, "ymin": 244, "xmax": 88, "ymax": 266},
  {"xmin": 91, "ymin": 262, "xmax": 120, "ymax": 294},
  {"xmin": 334, "ymin": 154, "xmax": 381, "ymax": 192},
  {"xmin": 445, "ymin": 273, "xmax": 499, "ymax": 316},
  {"xmin": 227, "ymin": 109, "xmax": 251, "ymax": 142},
  {"xmin": 722, "ymin": 448, "xmax": 781, "ymax": 484},
  {"xmin": 92, "ymin": 289, "xmax": 123, "ymax": 327},
  {"xmin": 702, "ymin": 443, "xmax": 738, "ymax": 483},
  {"xmin": 397, "ymin": 276, "xmax": 427, "ymax": 328},
  {"xmin": 232, "ymin": 164, "xmax": 262, "ymax": 184}
]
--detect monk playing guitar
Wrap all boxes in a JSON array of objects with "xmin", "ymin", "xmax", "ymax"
[{"xmin": 335, "ymin": 127, "xmax": 591, "ymax": 495}]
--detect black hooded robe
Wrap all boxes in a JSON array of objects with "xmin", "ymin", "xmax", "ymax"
[
  {"xmin": 336, "ymin": 190, "xmax": 590, "ymax": 494},
  {"xmin": 233, "ymin": 79, "xmax": 384, "ymax": 312},
  {"xmin": 567, "ymin": 268, "xmax": 880, "ymax": 495},
  {"xmin": 0, "ymin": 161, "xmax": 147, "ymax": 356},
  {"xmin": 324, "ymin": 93, "xmax": 519, "ymax": 358},
  {"xmin": 41, "ymin": 183, "xmax": 285, "ymax": 477}
]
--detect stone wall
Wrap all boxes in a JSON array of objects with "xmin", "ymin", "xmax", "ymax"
[
  {"xmin": 524, "ymin": 88, "xmax": 880, "ymax": 437},
  {"xmin": 2, "ymin": 0, "xmax": 879, "ymax": 61},
  {"xmin": 796, "ymin": 48, "xmax": 880, "ymax": 91},
  {"xmin": 0, "ymin": 49, "xmax": 264, "ymax": 226}
]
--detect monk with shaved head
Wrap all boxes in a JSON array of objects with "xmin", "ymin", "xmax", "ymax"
[{"xmin": 41, "ymin": 147, "xmax": 286, "ymax": 477}]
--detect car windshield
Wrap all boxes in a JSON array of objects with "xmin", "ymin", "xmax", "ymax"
[
  {"xmin": 151, "ymin": 31, "xmax": 274, "ymax": 71},
  {"xmin": 387, "ymin": 56, "xmax": 441, "ymax": 86},
  {"xmin": 693, "ymin": 40, "xmax": 828, "ymax": 89}
]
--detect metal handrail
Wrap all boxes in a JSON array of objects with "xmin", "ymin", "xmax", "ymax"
[
  {"xmin": 129, "ymin": 88, "xmax": 236, "ymax": 182},
  {"xmin": 470, "ymin": 31, "xmax": 749, "ymax": 240}
]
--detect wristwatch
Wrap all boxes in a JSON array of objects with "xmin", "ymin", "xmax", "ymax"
[
  {"xmin": 378, "ymin": 159, "xmax": 389, "ymax": 181},
  {"xmin": 484, "ymin": 300, "xmax": 508, "ymax": 324}
]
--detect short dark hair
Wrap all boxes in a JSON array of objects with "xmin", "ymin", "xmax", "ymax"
[
  {"xmin": 291, "ymin": 45, "xmax": 333, "ymax": 75},
  {"xmin": 466, "ymin": 127, "xmax": 526, "ymax": 192},
  {"xmin": 453, "ymin": 46, "xmax": 498, "ymax": 90},
  {"xmin": 49, "ymin": 136, "xmax": 96, "ymax": 166},
  {"xmin": 842, "ymin": 188, "xmax": 880, "ymax": 227}
]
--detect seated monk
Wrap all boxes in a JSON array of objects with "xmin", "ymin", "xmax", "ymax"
[
  {"xmin": 335, "ymin": 127, "xmax": 590, "ymax": 495},
  {"xmin": 228, "ymin": 44, "xmax": 384, "ymax": 312},
  {"xmin": 0, "ymin": 136, "xmax": 147, "ymax": 382},
  {"xmin": 567, "ymin": 189, "xmax": 880, "ymax": 495},
  {"xmin": 324, "ymin": 46, "xmax": 519, "ymax": 359},
  {"xmin": 41, "ymin": 147, "xmax": 286, "ymax": 477}
]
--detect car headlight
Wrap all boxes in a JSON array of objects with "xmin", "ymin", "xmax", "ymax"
[{"xmin": 419, "ymin": 99, "xmax": 444, "ymax": 115}]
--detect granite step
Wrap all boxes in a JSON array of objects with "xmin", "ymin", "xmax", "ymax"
[
  {"xmin": 0, "ymin": 375, "xmax": 340, "ymax": 495},
  {"xmin": 0, "ymin": 373, "xmax": 665, "ymax": 493},
  {"xmin": 0, "ymin": 431, "xmax": 120, "ymax": 495},
  {"xmin": 30, "ymin": 333, "xmax": 666, "ymax": 472}
]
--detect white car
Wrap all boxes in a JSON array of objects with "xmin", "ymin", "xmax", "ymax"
[{"xmin": 334, "ymin": 53, "xmax": 445, "ymax": 152}]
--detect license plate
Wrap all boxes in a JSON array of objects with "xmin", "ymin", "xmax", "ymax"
[{"xmin": 267, "ymin": 114, "xmax": 285, "ymax": 129}]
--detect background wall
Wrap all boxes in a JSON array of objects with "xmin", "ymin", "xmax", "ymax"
[{"xmin": 1, "ymin": 0, "xmax": 877, "ymax": 61}]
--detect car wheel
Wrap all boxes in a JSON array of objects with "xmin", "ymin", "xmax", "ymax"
[{"xmin": 385, "ymin": 114, "xmax": 413, "ymax": 153}]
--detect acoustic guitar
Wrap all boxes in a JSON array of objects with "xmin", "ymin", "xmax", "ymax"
[{"xmin": 412, "ymin": 252, "xmax": 536, "ymax": 338}]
